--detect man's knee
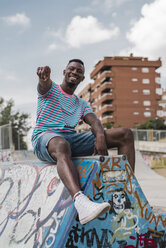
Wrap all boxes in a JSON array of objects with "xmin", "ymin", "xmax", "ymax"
[
  {"xmin": 120, "ymin": 127, "xmax": 134, "ymax": 143},
  {"xmin": 48, "ymin": 137, "xmax": 71, "ymax": 158}
]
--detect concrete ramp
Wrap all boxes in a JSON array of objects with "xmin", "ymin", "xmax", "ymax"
[
  {"xmin": 135, "ymin": 151, "xmax": 166, "ymax": 208},
  {"xmin": 0, "ymin": 155, "xmax": 166, "ymax": 247}
]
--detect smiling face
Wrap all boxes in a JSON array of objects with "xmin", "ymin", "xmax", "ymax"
[{"xmin": 63, "ymin": 61, "xmax": 85, "ymax": 90}]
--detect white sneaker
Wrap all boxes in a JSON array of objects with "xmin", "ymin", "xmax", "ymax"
[{"xmin": 74, "ymin": 193, "xmax": 110, "ymax": 225}]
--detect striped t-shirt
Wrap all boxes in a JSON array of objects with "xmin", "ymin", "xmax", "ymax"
[{"xmin": 31, "ymin": 82, "xmax": 93, "ymax": 151}]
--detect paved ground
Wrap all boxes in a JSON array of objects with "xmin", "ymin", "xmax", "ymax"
[
  {"xmin": 135, "ymin": 150, "xmax": 166, "ymax": 211},
  {"xmin": 154, "ymin": 168, "xmax": 166, "ymax": 178}
]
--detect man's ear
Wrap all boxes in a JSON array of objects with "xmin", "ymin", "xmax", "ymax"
[{"xmin": 63, "ymin": 69, "xmax": 66, "ymax": 75}]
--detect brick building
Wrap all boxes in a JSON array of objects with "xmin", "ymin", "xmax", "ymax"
[
  {"xmin": 78, "ymin": 54, "xmax": 162, "ymax": 130},
  {"xmin": 158, "ymin": 89, "xmax": 166, "ymax": 124}
]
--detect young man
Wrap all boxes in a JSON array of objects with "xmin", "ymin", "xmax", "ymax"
[{"xmin": 32, "ymin": 59, "xmax": 135, "ymax": 225}]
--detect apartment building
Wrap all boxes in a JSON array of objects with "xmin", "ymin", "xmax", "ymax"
[
  {"xmin": 78, "ymin": 54, "xmax": 162, "ymax": 130},
  {"xmin": 158, "ymin": 89, "xmax": 166, "ymax": 124},
  {"xmin": 76, "ymin": 84, "xmax": 92, "ymax": 132}
]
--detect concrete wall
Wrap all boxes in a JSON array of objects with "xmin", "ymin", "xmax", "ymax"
[{"xmin": 136, "ymin": 141, "xmax": 166, "ymax": 153}]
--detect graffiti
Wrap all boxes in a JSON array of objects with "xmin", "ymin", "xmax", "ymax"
[
  {"xmin": 65, "ymin": 156, "xmax": 166, "ymax": 248},
  {"xmin": 0, "ymin": 163, "xmax": 70, "ymax": 247},
  {"xmin": 0, "ymin": 160, "xmax": 95, "ymax": 247},
  {"xmin": 0, "ymin": 155, "xmax": 166, "ymax": 247},
  {"xmin": 66, "ymin": 224, "xmax": 113, "ymax": 248},
  {"xmin": 135, "ymin": 191, "xmax": 166, "ymax": 228},
  {"xmin": 0, "ymin": 149, "xmax": 12, "ymax": 162},
  {"xmin": 124, "ymin": 233, "xmax": 157, "ymax": 247},
  {"xmin": 142, "ymin": 153, "xmax": 166, "ymax": 169},
  {"xmin": 108, "ymin": 189, "xmax": 138, "ymax": 245}
]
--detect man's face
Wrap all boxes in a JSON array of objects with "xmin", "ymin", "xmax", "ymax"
[{"xmin": 63, "ymin": 61, "xmax": 85, "ymax": 88}]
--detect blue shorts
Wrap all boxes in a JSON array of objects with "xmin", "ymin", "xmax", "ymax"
[{"xmin": 34, "ymin": 131, "xmax": 96, "ymax": 162}]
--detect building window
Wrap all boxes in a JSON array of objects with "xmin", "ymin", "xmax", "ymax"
[
  {"xmin": 133, "ymin": 100, "xmax": 139, "ymax": 104},
  {"xmin": 132, "ymin": 89, "xmax": 138, "ymax": 93},
  {"xmin": 156, "ymin": 88, "xmax": 162, "ymax": 95},
  {"xmin": 131, "ymin": 67, "xmax": 137, "ymax": 71},
  {"xmin": 143, "ymin": 89, "xmax": 150, "ymax": 95},
  {"xmin": 144, "ymin": 112, "xmax": 151, "ymax": 117},
  {"xmin": 142, "ymin": 67, "xmax": 149, "ymax": 73},
  {"xmin": 142, "ymin": 78, "xmax": 150, "ymax": 84},
  {"xmin": 131, "ymin": 78, "xmax": 138, "ymax": 82},
  {"xmin": 155, "ymin": 77, "xmax": 160, "ymax": 83},
  {"xmin": 133, "ymin": 112, "xmax": 139, "ymax": 115},
  {"xmin": 143, "ymin": 101, "xmax": 151, "ymax": 106}
]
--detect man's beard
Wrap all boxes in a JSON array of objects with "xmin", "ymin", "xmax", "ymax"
[{"xmin": 67, "ymin": 80, "xmax": 77, "ymax": 88}]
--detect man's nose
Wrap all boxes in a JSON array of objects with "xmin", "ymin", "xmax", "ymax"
[{"xmin": 72, "ymin": 69, "xmax": 78, "ymax": 74}]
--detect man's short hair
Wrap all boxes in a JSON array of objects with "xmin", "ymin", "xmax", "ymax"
[{"xmin": 68, "ymin": 59, "xmax": 84, "ymax": 67}]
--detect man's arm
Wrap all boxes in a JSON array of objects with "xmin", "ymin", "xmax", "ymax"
[
  {"xmin": 83, "ymin": 113, "xmax": 108, "ymax": 155},
  {"xmin": 37, "ymin": 66, "xmax": 52, "ymax": 95}
]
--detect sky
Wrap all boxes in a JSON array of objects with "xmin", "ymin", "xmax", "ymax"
[{"xmin": 1, "ymin": 0, "xmax": 166, "ymax": 132}]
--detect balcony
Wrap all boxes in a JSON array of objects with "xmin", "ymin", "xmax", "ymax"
[
  {"xmin": 98, "ymin": 104, "xmax": 114, "ymax": 116},
  {"xmin": 100, "ymin": 70, "xmax": 112, "ymax": 77},
  {"xmin": 101, "ymin": 92, "xmax": 113, "ymax": 98},
  {"xmin": 102, "ymin": 110, "xmax": 114, "ymax": 118},
  {"xmin": 100, "ymin": 81, "xmax": 114, "ymax": 91},
  {"xmin": 101, "ymin": 116, "xmax": 115, "ymax": 124},
  {"xmin": 156, "ymin": 94, "xmax": 161, "ymax": 100},
  {"xmin": 98, "ymin": 93, "xmax": 115, "ymax": 105}
]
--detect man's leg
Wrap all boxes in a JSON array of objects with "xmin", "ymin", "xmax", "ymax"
[
  {"xmin": 47, "ymin": 136, "xmax": 80, "ymax": 198},
  {"xmin": 47, "ymin": 136, "xmax": 111, "ymax": 224},
  {"xmin": 105, "ymin": 128, "xmax": 135, "ymax": 171}
]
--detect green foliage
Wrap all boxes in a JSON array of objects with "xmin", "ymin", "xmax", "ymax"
[
  {"xmin": 103, "ymin": 122, "xmax": 113, "ymax": 129},
  {"xmin": 0, "ymin": 97, "xmax": 31, "ymax": 150},
  {"xmin": 137, "ymin": 118, "xmax": 166, "ymax": 130}
]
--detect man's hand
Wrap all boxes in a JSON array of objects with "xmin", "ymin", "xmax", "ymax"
[
  {"xmin": 84, "ymin": 113, "xmax": 109, "ymax": 156},
  {"xmin": 93, "ymin": 133, "xmax": 108, "ymax": 156},
  {"xmin": 37, "ymin": 66, "xmax": 52, "ymax": 95},
  {"xmin": 37, "ymin": 66, "xmax": 51, "ymax": 83}
]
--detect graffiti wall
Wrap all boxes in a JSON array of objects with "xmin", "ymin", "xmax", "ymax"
[
  {"xmin": 0, "ymin": 149, "xmax": 12, "ymax": 162},
  {"xmin": 142, "ymin": 153, "xmax": 166, "ymax": 168},
  {"xmin": 0, "ymin": 156, "xmax": 166, "ymax": 248},
  {"xmin": 0, "ymin": 159, "xmax": 96, "ymax": 248},
  {"xmin": 65, "ymin": 156, "xmax": 166, "ymax": 248}
]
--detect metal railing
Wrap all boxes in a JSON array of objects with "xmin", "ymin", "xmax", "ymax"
[
  {"xmin": 0, "ymin": 123, "xmax": 12, "ymax": 150},
  {"xmin": 132, "ymin": 129, "xmax": 166, "ymax": 142}
]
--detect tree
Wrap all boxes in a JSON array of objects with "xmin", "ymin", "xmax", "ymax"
[
  {"xmin": 137, "ymin": 118, "xmax": 166, "ymax": 130},
  {"xmin": 103, "ymin": 122, "xmax": 113, "ymax": 129},
  {"xmin": 0, "ymin": 97, "xmax": 31, "ymax": 150}
]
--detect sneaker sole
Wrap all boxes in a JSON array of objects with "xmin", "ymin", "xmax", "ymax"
[{"xmin": 80, "ymin": 203, "xmax": 111, "ymax": 225}]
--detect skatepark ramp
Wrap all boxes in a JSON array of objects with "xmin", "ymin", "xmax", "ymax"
[{"xmin": 0, "ymin": 154, "xmax": 166, "ymax": 247}]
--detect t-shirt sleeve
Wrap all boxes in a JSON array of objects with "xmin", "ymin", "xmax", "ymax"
[{"xmin": 81, "ymin": 100, "xmax": 93, "ymax": 119}]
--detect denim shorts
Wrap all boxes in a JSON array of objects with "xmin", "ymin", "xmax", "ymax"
[{"xmin": 34, "ymin": 131, "xmax": 96, "ymax": 162}]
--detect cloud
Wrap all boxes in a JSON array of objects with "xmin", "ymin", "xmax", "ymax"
[
  {"xmin": 48, "ymin": 43, "xmax": 58, "ymax": 51},
  {"xmin": 2, "ymin": 12, "xmax": 30, "ymax": 27},
  {"xmin": 126, "ymin": 0, "xmax": 166, "ymax": 58},
  {"xmin": 65, "ymin": 15, "xmax": 119, "ymax": 48},
  {"xmin": 92, "ymin": 0, "xmax": 132, "ymax": 11},
  {"xmin": 125, "ymin": 0, "xmax": 166, "ymax": 83},
  {"xmin": 75, "ymin": 0, "xmax": 131, "ymax": 14}
]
